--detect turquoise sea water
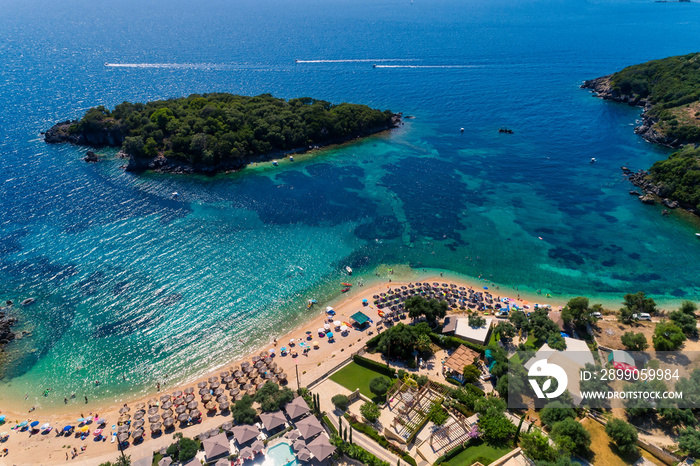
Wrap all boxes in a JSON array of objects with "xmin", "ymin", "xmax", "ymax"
[{"xmin": 1, "ymin": 0, "xmax": 700, "ymax": 409}]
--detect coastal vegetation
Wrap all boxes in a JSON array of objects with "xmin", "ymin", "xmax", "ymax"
[
  {"xmin": 44, "ymin": 93, "xmax": 397, "ymax": 173},
  {"xmin": 648, "ymin": 145, "xmax": 700, "ymax": 211}
]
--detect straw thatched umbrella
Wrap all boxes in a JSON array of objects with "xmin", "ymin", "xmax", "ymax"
[
  {"xmin": 189, "ymin": 409, "xmax": 201, "ymax": 419},
  {"xmin": 133, "ymin": 427, "xmax": 145, "ymax": 438},
  {"xmin": 197, "ymin": 381, "xmax": 207, "ymax": 389},
  {"xmin": 242, "ymin": 382, "xmax": 253, "ymax": 390},
  {"xmin": 117, "ymin": 433, "xmax": 129, "ymax": 443},
  {"xmin": 222, "ymin": 375, "xmax": 233, "ymax": 384},
  {"xmin": 208, "ymin": 376, "xmax": 218, "ymax": 384},
  {"xmin": 133, "ymin": 411, "xmax": 144, "ymax": 420},
  {"xmin": 244, "ymin": 366, "xmax": 255, "ymax": 374},
  {"xmin": 234, "ymin": 370, "xmax": 244, "ymax": 378},
  {"xmin": 148, "ymin": 406, "xmax": 159, "ymax": 415},
  {"xmin": 175, "ymin": 405, "xmax": 187, "ymax": 414},
  {"xmin": 226, "ymin": 381, "xmax": 237, "ymax": 390},
  {"xmin": 263, "ymin": 372, "xmax": 273, "ymax": 380},
  {"xmin": 264, "ymin": 356, "xmax": 273, "ymax": 365},
  {"xmin": 202, "ymin": 393, "xmax": 213, "ymax": 402},
  {"xmin": 187, "ymin": 401, "xmax": 198, "ymax": 410},
  {"xmin": 209, "ymin": 381, "xmax": 220, "ymax": 389},
  {"xmin": 135, "ymin": 402, "xmax": 146, "ymax": 409},
  {"xmin": 235, "ymin": 393, "xmax": 244, "ymax": 401},
  {"xmin": 199, "ymin": 388, "xmax": 209, "ymax": 396},
  {"xmin": 259, "ymin": 351, "xmax": 267, "ymax": 358},
  {"xmin": 177, "ymin": 413, "xmax": 189, "ymax": 423},
  {"xmin": 150, "ymin": 422, "xmax": 161, "ymax": 432},
  {"xmin": 205, "ymin": 401, "xmax": 217, "ymax": 411},
  {"xmin": 216, "ymin": 395, "xmax": 228, "ymax": 403},
  {"xmin": 240, "ymin": 361, "xmax": 250, "ymax": 369},
  {"xmin": 119, "ymin": 406, "xmax": 130, "ymax": 414},
  {"xmin": 184, "ymin": 394, "xmax": 195, "ymax": 403},
  {"xmin": 229, "ymin": 388, "xmax": 240, "ymax": 397},
  {"xmin": 256, "ymin": 382, "xmax": 266, "ymax": 390},
  {"xmin": 274, "ymin": 366, "xmax": 283, "ymax": 374},
  {"xmin": 149, "ymin": 415, "xmax": 160, "ymax": 423},
  {"xmin": 252, "ymin": 355, "xmax": 261, "ymax": 363},
  {"xmin": 219, "ymin": 370, "xmax": 230, "ymax": 378},
  {"xmin": 219, "ymin": 401, "xmax": 230, "ymax": 411},
  {"xmin": 247, "ymin": 388, "xmax": 256, "ymax": 397},
  {"xmin": 163, "ymin": 417, "xmax": 175, "ymax": 428},
  {"xmin": 257, "ymin": 366, "xmax": 266, "ymax": 374},
  {"xmin": 161, "ymin": 401, "xmax": 173, "ymax": 410},
  {"xmin": 118, "ymin": 414, "xmax": 130, "ymax": 423},
  {"xmin": 172, "ymin": 390, "xmax": 183, "ymax": 398},
  {"xmin": 162, "ymin": 411, "xmax": 173, "ymax": 420},
  {"xmin": 278, "ymin": 373, "xmax": 287, "ymax": 381},
  {"xmin": 214, "ymin": 387, "xmax": 224, "ymax": 396},
  {"xmin": 255, "ymin": 360, "xmax": 264, "ymax": 369},
  {"xmin": 159, "ymin": 395, "xmax": 170, "ymax": 404},
  {"xmin": 268, "ymin": 362, "xmax": 277, "ymax": 370},
  {"xmin": 132, "ymin": 419, "xmax": 145, "ymax": 429},
  {"xmin": 117, "ymin": 424, "xmax": 129, "ymax": 434},
  {"xmin": 148, "ymin": 398, "xmax": 158, "ymax": 406},
  {"xmin": 184, "ymin": 387, "xmax": 194, "ymax": 395}
]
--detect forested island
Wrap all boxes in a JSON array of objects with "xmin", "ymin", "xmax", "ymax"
[
  {"xmin": 44, "ymin": 93, "xmax": 399, "ymax": 173},
  {"xmin": 583, "ymin": 53, "xmax": 700, "ymax": 214}
]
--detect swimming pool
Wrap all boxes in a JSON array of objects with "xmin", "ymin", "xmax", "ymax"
[{"xmin": 263, "ymin": 442, "xmax": 300, "ymax": 466}]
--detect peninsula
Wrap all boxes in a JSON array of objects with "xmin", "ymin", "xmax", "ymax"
[
  {"xmin": 583, "ymin": 53, "xmax": 700, "ymax": 214},
  {"xmin": 44, "ymin": 93, "xmax": 400, "ymax": 174}
]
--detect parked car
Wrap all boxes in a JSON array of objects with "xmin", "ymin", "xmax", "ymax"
[
  {"xmin": 632, "ymin": 313, "xmax": 652, "ymax": 321},
  {"xmin": 592, "ymin": 312, "xmax": 602, "ymax": 319}
]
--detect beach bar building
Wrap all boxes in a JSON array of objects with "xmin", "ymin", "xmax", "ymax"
[
  {"xmin": 350, "ymin": 311, "xmax": 371, "ymax": 329},
  {"xmin": 443, "ymin": 344, "xmax": 481, "ymax": 384},
  {"xmin": 442, "ymin": 316, "xmax": 493, "ymax": 346}
]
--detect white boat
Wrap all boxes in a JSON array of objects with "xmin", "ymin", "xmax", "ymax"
[
  {"xmin": 590, "ymin": 158, "xmax": 596, "ymax": 163},
  {"xmin": 695, "ymin": 233, "xmax": 700, "ymax": 238},
  {"xmin": 345, "ymin": 266, "xmax": 352, "ymax": 275}
]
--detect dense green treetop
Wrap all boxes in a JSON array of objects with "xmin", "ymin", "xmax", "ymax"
[
  {"xmin": 51, "ymin": 93, "xmax": 396, "ymax": 169},
  {"xmin": 648, "ymin": 145, "xmax": 700, "ymax": 210}
]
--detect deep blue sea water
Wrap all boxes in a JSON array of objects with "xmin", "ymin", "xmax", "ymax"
[{"xmin": 1, "ymin": 0, "xmax": 700, "ymax": 408}]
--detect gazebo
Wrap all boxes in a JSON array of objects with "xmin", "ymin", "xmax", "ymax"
[{"xmin": 350, "ymin": 311, "xmax": 371, "ymax": 328}]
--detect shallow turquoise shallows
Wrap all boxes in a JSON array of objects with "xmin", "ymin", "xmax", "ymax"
[{"xmin": 1, "ymin": 0, "xmax": 700, "ymax": 408}]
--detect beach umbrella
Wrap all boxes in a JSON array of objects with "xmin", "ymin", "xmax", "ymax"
[
  {"xmin": 117, "ymin": 425, "xmax": 129, "ymax": 434},
  {"xmin": 161, "ymin": 401, "xmax": 173, "ymax": 410},
  {"xmin": 184, "ymin": 394, "xmax": 195, "ymax": 403},
  {"xmin": 219, "ymin": 370, "xmax": 230, "ymax": 379},
  {"xmin": 132, "ymin": 419, "xmax": 145, "ymax": 429},
  {"xmin": 257, "ymin": 382, "xmax": 266, "ymax": 390},
  {"xmin": 75, "ymin": 418, "xmax": 84, "ymax": 425},
  {"xmin": 150, "ymin": 422, "xmax": 162, "ymax": 432},
  {"xmin": 177, "ymin": 413, "xmax": 189, "ymax": 422},
  {"xmin": 189, "ymin": 409, "xmax": 201, "ymax": 419},
  {"xmin": 197, "ymin": 381, "xmax": 207, "ymax": 388},
  {"xmin": 255, "ymin": 360, "xmax": 264, "ymax": 369},
  {"xmin": 217, "ymin": 395, "xmax": 228, "ymax": 403},
  {"xmin": 29, "ymin": 421, "xmax": 39, "ymax": 428},
  {"xmin": 235, "ymin": 393, "xmax": 244, "ymax": 401},
  {"xmin": 326, "ymin": 331, "xmax": 334, "ymax": 338},
  {"xmin": 132, "ymin": 428, "xmax": 144, "ymax": 438},
  {"xmin": 135, "ymin": 402, "xmax": 146, "ymax": 409},
  {"xmin": 268, "ymin": 361, "xmax": 277, "ymax": 370},
  {"xmin": 175, "ymin": 405, "xmax": 187, "ymax": 414},
  {"xmin": 252, "ymin": 355, "xmax": 261, "ymax": 363},
  {"xmin": 163, "ymin": 417, "xmax": 175, "ymax": 428},
  {"xmin": 313, "ymin": 341, "xmax": 319, "ymax": 348},
  {"xmin": 264, "ymin": 356, "xmax": 273, "ymax": 364},
  {"xmin": 244, "ymin": 366, "xmax": 255, "ymax": 374},
  {"xmin": 187, "ymin": 401, "xmax": 198, "ymax": 410},
  {"xmin": 274, "ymin": 367, "xmax": 283, "ymax": 374},
  {"xmin": 229, "ymin": 388, "xmax": 240, "ymax": 397},
  {"xmin": 148, "ymin": 406, "xmax": 159, "ymax": 415},
  {"xmin": 234, "ymin": 370, "xmax": 244, "ymax": 378},
  {"xmin": 268, "ymin": 348, "xmax": 275, "ymax": 354},
  {"xmin": 240, "ymin": 361, "xmax": 250, "ymax": 369},
  {"xmin": 340, "ymin": 325, "xmax": 348, "ymax": 332},
  {"xmin": 208, "ymin": 376, "xmax": 219, "ymax": 384},
  {"xmin": 158, "ymin": 396, "xmax": 169, "ymax": 404},
  {"xmin": 214, "ymin": 387, "xmax": 225, "ymax": 396},
  {"xmin": 257, "ymin": 366, "xmax": 266, "ymax": 374},
  {"xmin": 133, "ymin": 411, "xmax": 144, "ymax": 420},
  {"xmin": 239, "ymin": 375, "xmax": 249, "ymax": 384},
  {"xmin": 333, "ymin": 320, "xmax": 341, "ymax": 327},
  {"xmin": 219, "ymin": 401, "xmax": 230, "ymax": 411},
  {"xmin": 93, "ymin": 428, "xmax": 102, "ymax": 436},
  {"xmin": 263, "ymin": 372, "xmax": 273, "ymax": 379},
  {"xmin": 119, "ymin": 406, "xmax": 130, "ymax": 414},
  {"xmin": 117, "ymin": 433, "xmax": 129, "ymax": 443},
  {"xmin": 78, "ymin": 425, "xmax": 89, "ymax": 433},
  {"xmin": 247, "ymin": 388, "xmax": 256, "ymax": 396},
  {"xmin": 278, "ymin": 373, "xmax": 287, "ymax": 380},
  {"xmin": 118, "ymin": 415, "xmax": 130, "ymax": 423},
  {"xmin": 209, "ymin": 381, "xmax": 220, "ymax": 389},
  {"xmin": 62, "ymin": 425, "xmax": 73, "ymax": 433},
  {"xmin": 293, "ymin": 439, "xmax": 306, "ymax": 451},
  {"xmin": 203, "ymin": 393, "xmax": 214, "ymax": 402},
  {"xmin": 161, "ymin": 411, "xmax": 173, "ymax": 420},
  {"xmin": 222, "ymin": 375, "xmax": 233, "ymax": 384},
  {"xmin": 40, "ymin": 423, "xmax": 51, "ymax": 431},
  {"xmin": 205, "ymin": 401, "xmax": 217, "ymax": 411},
  {"xmin": 199, "ymin": 388, "xmax": 209, "ymax": 396},
  {"xmin": 184, "ymin": 386, "xmax": 194, "ymax": 395},
  {"xmin": 148, "ymin": 414, "xmax": 160, "ymax": 423}
]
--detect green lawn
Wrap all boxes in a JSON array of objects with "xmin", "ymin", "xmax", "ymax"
[
  {"xmin": 444, "ymin": 440, "xmax": 512, "ymax": 466},
  {"xmin": 329, "ymin": 362, "xmax": 389, "ymax": 398}
]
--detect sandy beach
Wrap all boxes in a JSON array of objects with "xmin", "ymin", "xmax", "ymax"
[{"xmin": 0, "ymin": 275, "xmax": 566, "ymax": 465}]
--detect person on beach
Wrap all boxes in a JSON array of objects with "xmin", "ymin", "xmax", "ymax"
[{"xmin": 84, "ymin": 396, "xmax": 88, "ymax": 403}]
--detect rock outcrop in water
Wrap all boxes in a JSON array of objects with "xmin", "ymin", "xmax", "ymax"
[{"xmin": 0, "ymin": 307, "xmax": 18, "ymax": 347}]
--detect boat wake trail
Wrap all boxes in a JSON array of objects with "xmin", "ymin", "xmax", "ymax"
[
  {"xmin": 105, "ymin": 63, "xmax": 229, "ymax": 69},
  {"xmin": 372, "ymin": 65, "xmax": 483, "ymax": 69},
  {"xmin": 295, "ymin": 59, "xmax": 419, "ymax": 63}
]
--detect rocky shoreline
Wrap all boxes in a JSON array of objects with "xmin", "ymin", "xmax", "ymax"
[
  {"xmin": 0, "ymin": 305, "xmax": 18, "ymax": 349},
  {"xmin": 621, "ymin": 166, "xmax": 692, "ymax": 214},
  {"xmin": 581, "ymin": 76, "xmax": 681, "ymax": 148},
  {"xmin": 44, "ymin": 115, "xmax": 402, "ymax": 175}
]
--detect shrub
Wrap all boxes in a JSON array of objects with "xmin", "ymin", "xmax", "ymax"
[
  {"xmin": 369, "ymin": 376, "xmax": 392, "ymax": 399},
  {"xmin": 360, "ymin": 402, "xmax": 381, "ymax": 423},
  {"xmin": 331, "ymin": 394, "xmax": 350, "ymax": 412},
  {"xmin": 605, "ymin": 418, "xmax": 638, "ymax": 457}
]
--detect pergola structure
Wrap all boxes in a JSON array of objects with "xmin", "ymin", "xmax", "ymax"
[
  {"xmin": 387, "ymin": 379, "xmax": 450, "ymax": 440},
  {"xmin": 429, "ymin": 408, "xmax": 478, "ymax": 452}
]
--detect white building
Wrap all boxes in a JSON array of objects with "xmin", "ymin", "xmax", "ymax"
[{"xmin": 442, "ymin": 316, "xmax": 493, "ymax": 346}]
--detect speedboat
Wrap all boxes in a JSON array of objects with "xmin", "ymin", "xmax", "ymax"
[
  {"xmin": 696, "ymin": 233, "xmax": 700, "ymax": 238},
  {"xmin": 345, "ymin": 266, "xmax": 352, "ymax": 275},
  {"xmin": 590, "ymin": 158, "xmax": 596, "ymax": 163}
]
